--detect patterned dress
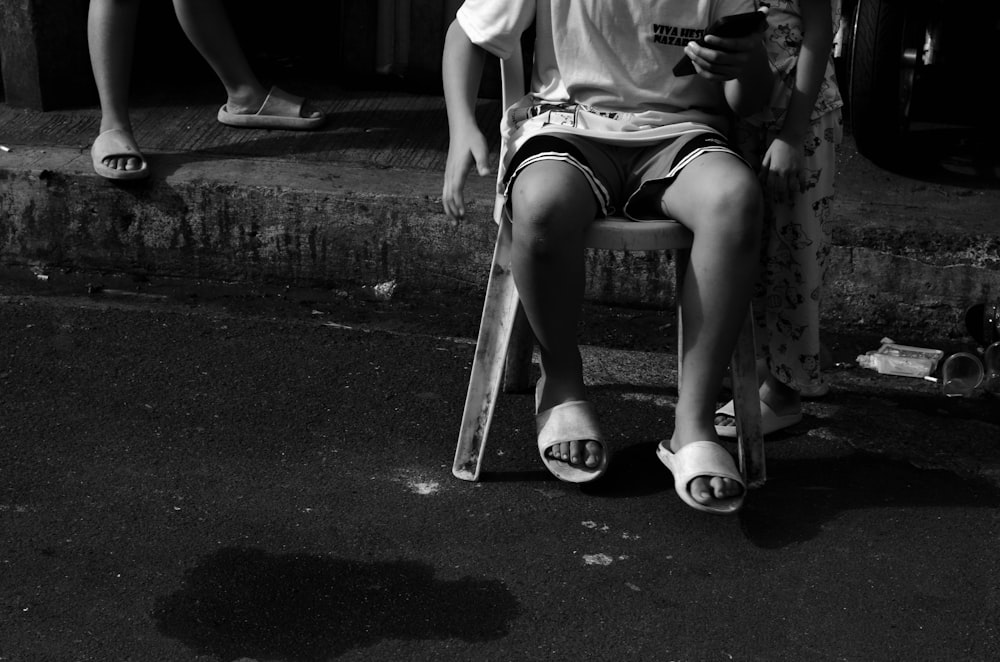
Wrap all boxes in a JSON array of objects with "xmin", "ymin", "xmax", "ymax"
[{"xmin": 737, "ymin": 0, "xmax": 844, "ymax": 394}]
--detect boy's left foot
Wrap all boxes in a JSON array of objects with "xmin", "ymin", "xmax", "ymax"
[{"xmin": 657, "ymin": 438, "xmax": 745, "ymax": 514}]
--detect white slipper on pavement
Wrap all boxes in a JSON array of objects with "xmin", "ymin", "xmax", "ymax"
[
  {"xmin": 715, "ymin": 399, "xmax": 802, "ymax": 438},
  {"xmin": 535, "ymin": 400, "xmax": 609, "ymax": 483}
]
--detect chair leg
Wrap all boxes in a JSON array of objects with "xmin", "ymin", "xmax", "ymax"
[
  {"xmin": 503, "ymin": 303, "xmax": 535, "ymax": 393},
  {"xmin": 730, "ymin": 306, "xmax": 765, "ymax": 487},
  {"xmin": 674, "ymin": 248, "xmax": 690, "ymax": 389},
  {"xmin": 453, "ymin": 220, "xmax": 522, "ymax": 481}
]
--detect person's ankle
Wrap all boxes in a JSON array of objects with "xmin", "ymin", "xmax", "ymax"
[{"xmin": 225, "ymin": 84, "xmax": 268, "ymax": 114}]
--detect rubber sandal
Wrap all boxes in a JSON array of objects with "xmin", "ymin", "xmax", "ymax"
[
  {"xmin": 715, "ymin": 399, "xmax": 802, "ymax": 438},
  {"xmin": 535, "ymin": 400, "xmax": 608, "ymax": 483},
  {"xmin": 217, "ymin": 86, "xmax": 326, "ymax": 130},
  {"xmin": 90, "ymin": 129, "xmax": 149, "ymax": 181},
  {"xmin": 656, "ymin": 441, "xmax": 745, "ymax": 515}
]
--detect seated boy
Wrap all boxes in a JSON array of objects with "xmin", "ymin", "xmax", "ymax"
[{"xmin": 441, "ymin": 0, "xmax": 774, "ymax": 514}]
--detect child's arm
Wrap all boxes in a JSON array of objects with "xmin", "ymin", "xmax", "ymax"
[
  {"xmin": 681, "ymin": 11, "xmax": 775, "ymax": 116},
  {"xmin": 441, "ymin": 20, "xmax": 492, "ymax": 222},
  {"xmin": 761, "ymin": 0, "xmax": 834, "ymax": 199}
]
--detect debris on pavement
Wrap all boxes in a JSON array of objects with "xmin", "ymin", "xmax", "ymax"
[
  {"xmin": 856, "ymin": 337, "xmax": 944, "ymax": 378},
  {"xmin": 373, "ymin": 279, "xmax": 398, "ymax": 301}
]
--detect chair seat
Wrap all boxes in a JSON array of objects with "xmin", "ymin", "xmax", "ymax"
[{"xmin": 585, "ymin": 217, "xmax": 693, "ymax": 252}]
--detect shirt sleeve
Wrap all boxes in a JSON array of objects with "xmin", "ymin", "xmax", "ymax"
[{"xmin": 455, "ymin": 0, "xmax": 536, "ymax": 60}]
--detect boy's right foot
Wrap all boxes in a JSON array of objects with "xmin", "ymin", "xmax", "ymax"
[
  {"xmin": 535, "ymin": 375, "xmax": 603, "ymax": 470},
  {"xmin": 534, "ymin": 375, "xmax": 607, "ymax": 480}
]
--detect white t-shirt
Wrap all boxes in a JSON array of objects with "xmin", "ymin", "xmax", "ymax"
[{"xmin": 456, "ymin": 0, "xmax": 758, "ymax": 133}]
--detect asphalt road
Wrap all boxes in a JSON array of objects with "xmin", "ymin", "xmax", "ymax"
[{"xmin": 2, "ymin": 270, "xmax": 999, "ymax": 662}]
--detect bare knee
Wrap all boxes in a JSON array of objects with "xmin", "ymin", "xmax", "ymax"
[
  {"xmin": 509, "ymin": 163, "xmax": 596, "ymax": 255},
  {"xmin": 684, "ymin": 177, "xmax": 763, "ymax": 253},
  {"xmin": 665, "ymin": 156, "xmax": 764, "ymax": 250}
]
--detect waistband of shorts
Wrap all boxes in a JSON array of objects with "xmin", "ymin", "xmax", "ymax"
[{"xmin": 509, "ymin": 103, "xmax": 624, "ymax": 123}]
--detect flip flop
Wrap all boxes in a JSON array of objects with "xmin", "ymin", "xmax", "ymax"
[
  {"xmin": 656, "ymin": 441, "xmax": 745, "ymax": 515},
  {"xmin": 535, "ymin": 400, "xmax": 608, "ymax": 483},
  {"xmin": 714, "ymin": 399, "xmax": 802, "ymax": 438},
  {"xmin": 799, "ymin": 381, "xmax": 830, "ymax": 399},
  {"xmin": 217, "ymin": 86, "xmax": 326, "ymax": 130},
  {"xmin": 90, "ymin": 129, "xmax": 149, "ymax": 181}
]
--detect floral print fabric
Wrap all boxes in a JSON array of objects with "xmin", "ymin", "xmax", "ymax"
[{"xmin": 737, "ymin": 0, "xmax": 844, "ymax": 392}]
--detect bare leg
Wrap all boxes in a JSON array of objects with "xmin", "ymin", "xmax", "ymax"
[
  {"xmin": 509, "ymin": 161, "xmax": 602, "ymax": 469},
  {"xmin": 88, "ymin": 0, "xmax": 144, "ymax": 172},
  {"xmin": 659, "ymin": 153, "xmax": 763, "ymax": 507},
  {"xmin": 171, "ymin": 0, "xmax": 321, "ymax": 118}
]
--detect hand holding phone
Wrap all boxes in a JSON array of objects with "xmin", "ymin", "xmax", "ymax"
[{"xmin": 672, "ymin": 9, "xmax": 769, "ymax": 77}]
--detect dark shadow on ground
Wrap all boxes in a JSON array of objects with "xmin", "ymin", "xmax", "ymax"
[
  {"xmin": 152, "ymin": 547, "xmax": 519, "ymax": 661},
  {"xmin": 740, "ymin": 452, "xmax": 1000, "ymax": 549},
  {"xmin": 837, "ymin": 387, "xmax": 1000, "ymax": 428}
]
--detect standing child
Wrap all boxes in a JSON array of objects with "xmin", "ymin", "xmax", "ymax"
[
  {"xmin": 715, "ymin": 0, "xmax": 843, "ymax": 437},
  {"xmin": 88, "ymin": 0, "xmax": 326, "ymax": 181},
  {"xmin": 442, "ymin": 0, "xmax": 774, "ymax": 514}
]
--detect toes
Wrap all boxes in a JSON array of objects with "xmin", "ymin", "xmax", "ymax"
[
  {"xmin": 547, "ymin": 442, "xmax": 570, "ymax": 462},
  {"xmin": 301, "ymin": 101, "xmax": 324, "ymax": 120},
  {"xmin": 104, "ymin": 155, "xmax": 142, "ymax": 171},
  {"xmin": 709, "ymin": 476, "xmax": 728, "ymax": 498},
  {"xmin": 707, "ymin": 476, "xmax": 743, "ymax": 499},
  {"xmin": 689, "ymin": 476, "xmax": 743, "ymax": 505},
  {"xmin": 689, "ymin": 476, "xmax": 715, "ymax": 504},
  {"xmin": 547, "ymin": 440, "xmax": 603, "ymax": 468}
]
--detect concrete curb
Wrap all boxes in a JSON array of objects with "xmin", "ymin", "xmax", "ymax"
[{"xmin": 2, "ymin": 142, "xmax": 998, "ymax": 341}]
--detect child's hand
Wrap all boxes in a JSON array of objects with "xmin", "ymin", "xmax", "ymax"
[
  {"xmin": 684, "ymin": 31, "xmax": 766, "ymax": 81},
  {"xmin": 442, "ymin": 125, "xmax": 492, "ymax": 222},
  {"xmin": 759, "ymin": 136, "xmax": 805, "ymax": 202}
]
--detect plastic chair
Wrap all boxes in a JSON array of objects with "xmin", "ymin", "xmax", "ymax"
[{"xmin": 452, "ymin": 47, "xmax": 765, "ymax": 487}]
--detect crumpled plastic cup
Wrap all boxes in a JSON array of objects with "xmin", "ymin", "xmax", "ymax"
[{"xmin": 941, "ymin": 352, "xmax": 984, "ymax": 397}]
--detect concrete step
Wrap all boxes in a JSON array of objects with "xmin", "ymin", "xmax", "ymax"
[{"xmin": 1, "ymin": 87, "xmax": 998, "ymax": 344}]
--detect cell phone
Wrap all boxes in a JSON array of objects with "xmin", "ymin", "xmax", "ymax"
[{"xmin": 672, "ymin": 9, "xmax": 769, "ymax": 76}]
